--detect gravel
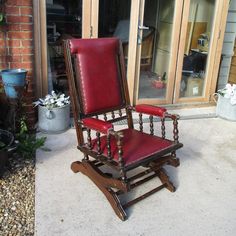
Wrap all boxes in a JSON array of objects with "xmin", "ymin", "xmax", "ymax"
[{"xmin": 0, "ymin": 154, "xmax": 35, "ymax": 235}]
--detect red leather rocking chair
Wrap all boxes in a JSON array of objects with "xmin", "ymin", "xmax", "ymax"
[{"xmin": 64, "ymin": 38, "xmax": 183, "ymax": 221}]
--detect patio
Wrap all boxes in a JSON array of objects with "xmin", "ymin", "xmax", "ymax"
[{"xmin": 35, "ymin": 108, "xmax": 236, "ymax": 236}]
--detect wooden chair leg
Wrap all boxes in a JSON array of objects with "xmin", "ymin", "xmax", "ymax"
[
  {"xmin": 71, "ymin": 160, "xmax": 128, "ymax": 221},
  {"xmin": 168, "ymin": 153, "xmax": 180, "ymax": 167},
  {"xmin": 156, "ymin": 168, "xmax": 176, "ymax": 192}
]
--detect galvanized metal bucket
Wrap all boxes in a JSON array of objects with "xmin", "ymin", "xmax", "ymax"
[
  {"xmin": 213, "ymin": 93, "xmax": 236, "ymax": 121},
  {"xmin": 38, "ymin": 104, "xmax": 70, "ymax": 133}
]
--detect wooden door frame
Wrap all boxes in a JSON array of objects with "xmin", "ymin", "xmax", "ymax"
[
  {"xmin": 128, "ymin": 0, "xmax": 142, "ymax": 105},
  {"xmin": 85, "ymin": 0, "xmax": 99, "ymax": 38},
  {"xmin": 174, "ymin": 0, "xmax": 230, "ymax": 104},
  {"xmin": 33, "ymin": 0, "xmax": 47, "ymax": 98},
  {"xmin": 33, "ymin": 0, "xmax": 92, "ymax": 97},
  {"xmin": 134, "ymin": 0, "xmax": 184, "ymax": 105},
  {"xmin": 209, "ymin": 0, "xmax": 230, "ymax": 98}
]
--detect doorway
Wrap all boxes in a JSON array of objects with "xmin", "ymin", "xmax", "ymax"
[
  {"xmin": 34, "ymin": 0, "xmax": 228, "ymax": 105},
  {"xmin": 134, "ymin": 0, "xmax": 181, "ymax": 105},
  {"xmin": 134, "ymin": 0, "xmax": 224, "ymax": 106}
]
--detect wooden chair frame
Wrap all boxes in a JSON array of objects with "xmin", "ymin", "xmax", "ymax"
[{"xmin": 64, "ymin": 38, "xmax": 183, "ymax": 221}]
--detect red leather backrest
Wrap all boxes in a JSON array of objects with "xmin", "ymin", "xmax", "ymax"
[{"xmin": 69, "ymin": 38, "xmax": 125, "ymax": 115}]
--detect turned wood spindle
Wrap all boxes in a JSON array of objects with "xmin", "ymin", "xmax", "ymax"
[
  {"xmin": 139, "ymin": 113, "xmax": 143, "ymax": 132},
  {"xmin": 104, "ymin": 113, "xmax": 107, "ymax": 121},
  {"xmin": 161, "ymin": 118, "xmax": 166, "ymax": 139},
  {"xmin": 87, "ymin": 128, "xmax": 92, "ymax": 149},
  {"xmin": 111, "ymin": 111, "xmax": 115, "ymax": 119},
  {"xmin": 106, "ymin": 134, "xmax": 112, "ymax": 160},
  {"xmin": 117, "ymin": 134, "xmax": 127, "ymax": 182},
  {"xmin": 83, "ymin": 154, "xmax": 89, "ymax": 161},
  {"xmin": 149, "ymin": 115, "xmax": 154, "ymax": 135},
  {"xmin": 173, "ymin": 118, "xmax": 179, "ymax": 142},
  {"xmin": 96, "ymin": 131, "xmax": 102, "ymax": 154}
]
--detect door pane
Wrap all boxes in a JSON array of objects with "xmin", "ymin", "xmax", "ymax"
[
  {"xmin": 46, "ymin": 0, "xmax": 82, "ymax": 94},
  {"xmin": 138, "ymin": 0, "xmax": 175, "ymax": 99},
  {"xmin": 98, "ymin": 0, "xmax": 131, "ymax": 65},
  {"xmin": 179, "ymin": 0, "xmax": 216, "ymax": 98}
]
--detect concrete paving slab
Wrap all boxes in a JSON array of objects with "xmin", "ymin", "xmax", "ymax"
[{"xmin": 35, "ymin": 118, "xmax": 236, "ymax": 236}]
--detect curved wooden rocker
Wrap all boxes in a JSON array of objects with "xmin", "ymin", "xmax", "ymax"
[{"xmin": 64, "ymin": 37, "xmax": 183, "ymax": 221}]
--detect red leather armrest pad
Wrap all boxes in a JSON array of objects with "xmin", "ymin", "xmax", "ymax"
[
  {"xmin": 82, "ymin": 118, "xmax": 113, "ymax": 134},
  {"xmin": 135, "ymin": 104, "xmax": 167, "ymax": 117}
]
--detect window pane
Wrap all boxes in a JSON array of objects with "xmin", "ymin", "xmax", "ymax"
[
  {"xmin": 98, "ymin": 0, "xmax": 131, "ymax": 69},
  {"xmin": 138, "ymin": 0, "xmax": 175, "ymax": 99},
  {"xmin": 179, "ymin": 0, "xmax": 216, "ymax": 98},
  {"xmin": 46, "ymin": 0, "xmax": 82, "ymax": 95}
]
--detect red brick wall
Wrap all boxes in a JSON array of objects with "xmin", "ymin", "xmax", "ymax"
[{"xmin": 0, "ymin": 0, "xmax": 36, "ymax": 129}]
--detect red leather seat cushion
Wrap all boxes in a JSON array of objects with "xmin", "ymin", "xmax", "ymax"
[{"xmin": 91, "ymin": 129, "xmax": 177, "ymax": 167}]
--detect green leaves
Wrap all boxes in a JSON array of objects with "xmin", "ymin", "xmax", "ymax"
[
  {"xmin": 16, "ymin": 119, "xmax": 47, "ymax": 159},
  {"xmin": 0, "ymin": 140, "xmax": 6, "ymax": 149},
  {"xmin": 0, "ymin": 13, "xmax": 5, "ymax": 25}
]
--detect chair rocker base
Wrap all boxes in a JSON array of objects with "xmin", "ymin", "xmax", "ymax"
[{"xmin": 71, "ymin": 156, "xmax": 179, "ymax": 221}]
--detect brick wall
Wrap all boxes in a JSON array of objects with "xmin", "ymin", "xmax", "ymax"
[{"xmin": 0, "ymin": 0, "xmax": 36, "ymax": 130}]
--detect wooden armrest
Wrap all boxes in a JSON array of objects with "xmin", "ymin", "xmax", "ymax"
[
  {"xmin": 135, "ymin": 104, "xmax": 167, "ymax": 118},
  {"xmin": 165, "ymin": 113, "xmax": 180, "ymax": 121},
  {"xmin": 82, "ymin": 118, "xmax": 113, "ymax": 134}
]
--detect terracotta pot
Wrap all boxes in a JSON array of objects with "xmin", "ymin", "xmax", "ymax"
[{"xmin": 151, "ymin": 80, "xmax": 166, "ymax": 89}]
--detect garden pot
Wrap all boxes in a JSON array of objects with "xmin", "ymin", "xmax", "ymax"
[
  {"xmin": 214, "ymin": 93, "xmax": 236, "ymax": 121},
  {"xmin": 1, "ymin": 69, "xmax": 27, "ymax": 99},
  {"xmin": 38, "ymin": 104, "xmax": 70, "ymax": 133},
  {"xmin": 0, "ymin": 129, "xmax": 15, "ymax": 177},
  {"xmin": 151, "ymin": 79, "xmax": 166, "ymax": 89}
]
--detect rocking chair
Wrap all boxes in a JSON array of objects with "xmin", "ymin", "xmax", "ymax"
[{"xmin": 64, "ymin": 38, "xmax": 183, "ymax": 221}]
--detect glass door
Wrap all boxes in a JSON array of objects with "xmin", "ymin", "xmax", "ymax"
[
  {"xmin": 90, "ymin": 0, "xmax": 225, "ymax": 106},
  {"xmin": 93, "ymin": 0, "xmax": 183, "ymax": 105},
  {"xmin": 46, "ymin": 0, "xmax": 83, "ymax": 95},
  {"xmin": 98, "ymin": 0, "xmax": 131, "ymax": 39},
  {"xmin": 134, "ymin": 0, "xmax": 183, "ymax": 105},
  {"xmin": 174, "ymin": 0, "xmax": 219, "ymax": 103},
  {"xmin": 97, "ymin": 0, "xmax": 132, "ymax": 70}
]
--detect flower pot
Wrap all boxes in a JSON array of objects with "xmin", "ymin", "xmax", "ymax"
[
  {"xmin": 0, "ymin": 129, "xmax": 15, "ymax": 177},
  {"xmin": 151, "ymin": 80, "xmax": 166, "ymax": 89},
  {"xmin": 38, "ymin": 104, "xmax": 70, "ymax": 133},
  {"xmin": 214, "ymin": 93, "xmax": 236, "ymax": 121},
  {"xmin": 1, "ymin": 69, "xmax": 27, "ymax": 99}
]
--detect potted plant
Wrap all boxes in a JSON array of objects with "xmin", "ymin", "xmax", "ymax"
[
  {"xmin": 33, "ymin": 91, "xmax": 70, "ymax": 133},
  {"xmin": 151, "ymin": 72, "xmax": 167, "ymax": 89},
  {"xmin": 214, "ymin": 83, "xmax": 236, "ymax": 121}
]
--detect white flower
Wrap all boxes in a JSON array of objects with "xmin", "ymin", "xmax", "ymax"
[
  {"xmin": 231, "ymin": 94, "xmax": 236, "ymax": 105},
  {"xmin": 51, "ymin": 90, "xmax": 56, "ymax": 97},
  {"xmin": 33, "ymin": 92, "xmax": 70, "ymax": 109},
  {"xmin": 45, "ymin": 95, "xmax": 51, "ymax": 101},
  {"xmin": 218, "ymin": 83, "xmax": 236, "ymax": 105}
]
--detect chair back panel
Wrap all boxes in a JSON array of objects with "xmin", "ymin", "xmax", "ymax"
[{"xmin": 69, "ymin": 38, "xmax": 125, "ymax": 116}]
